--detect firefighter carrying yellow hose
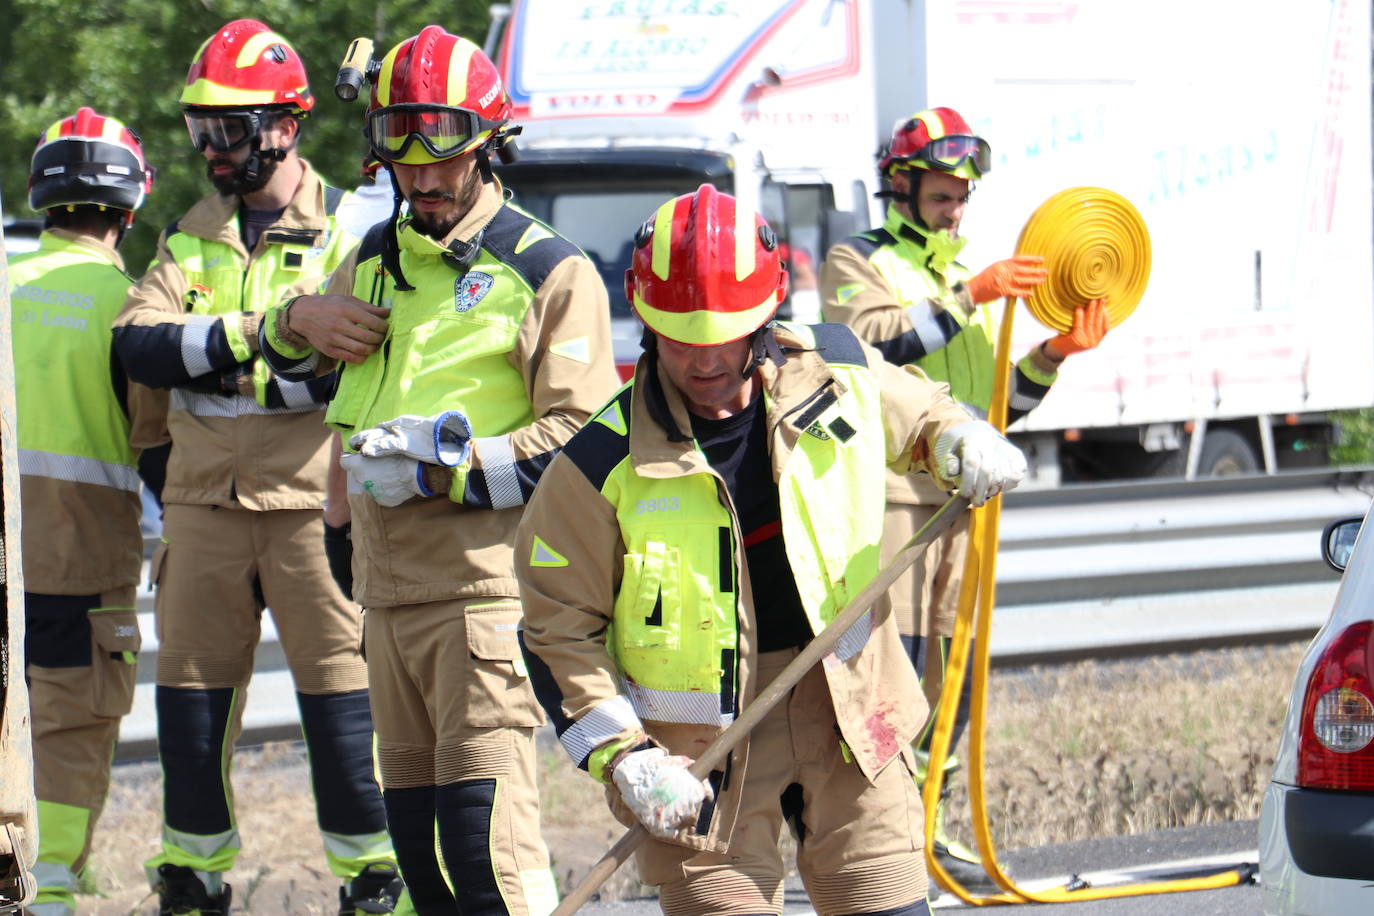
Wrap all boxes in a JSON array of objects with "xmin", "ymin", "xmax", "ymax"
[
  {"xmin": 515, "ymin": 184, "xmax": 1027, "ymax": 916},
  {"xmin": 819, "ymin": 107, "xmax": 1110, "ymax": 893}
]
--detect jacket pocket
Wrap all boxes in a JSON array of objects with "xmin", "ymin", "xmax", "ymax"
[
  {"xmin": 617, "ymin": 541, "xmax": 681, "ymax": 650},
  {"xmin": 464, "ymin": 601, "xmax": 543, "ymax": 728},
  {"xmin": 89, "ymin": 607, "xmax": 141, "ymax": 718}
]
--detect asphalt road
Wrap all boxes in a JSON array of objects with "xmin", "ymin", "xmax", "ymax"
[{"xmin": 578, "ymin": 820, "xmax": 1261, "ymax": 915}]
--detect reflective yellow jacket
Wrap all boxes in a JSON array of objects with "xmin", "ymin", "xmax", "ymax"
[{"xmin": 12, "ymin": 230, "xmax": 147, "ymax": 592}]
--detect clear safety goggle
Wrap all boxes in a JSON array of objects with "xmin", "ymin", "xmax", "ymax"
[
  {"xmin": 916, "ymin": 135, "xmax": 992, "ymax": 175},
  {"xmin": 183, "ymin": 111, "xmax": 262, "ymax": 154},
  {"xmin": 366, "ymin": 104, "xmax": 501, "ymax": 163}
]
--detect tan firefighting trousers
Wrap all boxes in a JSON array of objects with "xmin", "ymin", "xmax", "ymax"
[
  {"xmin": 634, "ymin": 649, "xmax": 928, "ymax": 916},
  {"xmin": 29, "ymin": 586, "xmax": 140, "ymax": 912},
  {"xmin": 364, "ymin": 597, "xmax": 555, "ymax": 916},
  {"xmin": 152, "ymin": 503, "xmax": 366, "ymax": 692}
]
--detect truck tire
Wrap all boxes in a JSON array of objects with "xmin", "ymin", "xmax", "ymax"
[{"xmin": 1197, "ymin": 429, "xmax": 1260, "ymax": 477}]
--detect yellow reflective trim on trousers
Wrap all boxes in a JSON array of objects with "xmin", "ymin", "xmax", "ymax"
[
  {"xmin": 37, "ymin": 799, "xmax": 89, "ymax": 867},
  {"xmin": 321, "ymin": 830, "xmax": 397, "ymax": 880},
  {"xmin": 651, "ymin": 198, "xmax": 675, "ymax": 280},
  {"xmin": 522, "ymin": 866, "xmax": 561, "ymax": 916}
]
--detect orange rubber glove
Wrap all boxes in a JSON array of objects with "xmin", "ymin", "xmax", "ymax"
[
  {"xmin": 966, "ymin": 254, "xmax": 1048, "ymax": 304},
  {"xmin": 1044, "ymin": 298, "xmax": 1110, "ymax": 360}
]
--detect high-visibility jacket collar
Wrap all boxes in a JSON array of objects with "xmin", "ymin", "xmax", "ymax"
[
  {"xmin": 627, "ymin": 323, "xmax": 843, "ymax": 482},
  {"xmin": 176, "ymin": 160, "xmax": 334, "ymax": 256},
  {"xmin": 34, "ymin": 227, "xmax": 125, "ymax": 273},
  {"xmin": 395, "ymin": 177, "xmax": 504, "ymax": 255},
  {"xmin": 882, "ymin": 203, "xmax": 968, "ymax": 275}
]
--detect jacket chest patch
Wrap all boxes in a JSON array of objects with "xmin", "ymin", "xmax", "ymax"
[
  {"xmin": 185, "ymin": 284, "xmax": 214, "ymax": 310},
  {"xmin": 455, "ymin": 271, "xmax": 494, "ymax": 312}
]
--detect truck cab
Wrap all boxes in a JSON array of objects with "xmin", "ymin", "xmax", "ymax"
[{"xmin": 488, "ymin": 0, "xmax": 887, "ymax": 377}]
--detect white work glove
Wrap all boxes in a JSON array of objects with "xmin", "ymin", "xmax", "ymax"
[
  {"xmin": 933, "ymin": 420, "xmax": 1027, "ymax": 507},
  {"xmin": 339, "ymin": 452, "xmax": 430, "ymax": 507},
  {"xmin": 349, "ymin": 411, "xmax": 473, "ymax": 467},
  {"xmin": 611, "ymin": 747, "xmax": 713, "ymax": 839}
]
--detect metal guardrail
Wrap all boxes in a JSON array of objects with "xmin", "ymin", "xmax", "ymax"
[{"xmin": 115, "ymin": 467, "xmax": 1374, "ymax": 760}]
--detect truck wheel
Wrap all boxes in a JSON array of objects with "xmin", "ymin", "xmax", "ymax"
[{"xmin": 1197, "ymin": 429, "xmax": 1260, "ymax": 476}]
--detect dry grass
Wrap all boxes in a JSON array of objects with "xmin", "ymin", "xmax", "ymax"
[{"xmin": 71, "ymin": 642, "xmax": 1304, "ymax": 913}]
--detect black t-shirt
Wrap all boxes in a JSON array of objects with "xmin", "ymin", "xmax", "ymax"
[
  {"xmin": 690, "ymin": 396, "xmax": 811, "ymax": 652},
  {"xmin": 240, "ymin": 204, "xmax": 286, "ymax": 254}
]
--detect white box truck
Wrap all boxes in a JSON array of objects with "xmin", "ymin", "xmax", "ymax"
[{"xmin": 486, "ymin": 0, "xmax": 1374, "ymax": 483}]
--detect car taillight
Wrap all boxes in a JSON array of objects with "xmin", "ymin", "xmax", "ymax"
[{"xmin": 1298, "ymin": 620, "xmax": 1374, "ymax": 789}]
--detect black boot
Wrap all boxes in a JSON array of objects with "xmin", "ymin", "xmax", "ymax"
[
  {"xmin": 156, "ymin": 864, "xmax": 231, "ymax": 916},
  {"xmin": 339, "ymin": 861, "xmax": 406, "ymax": 914}
]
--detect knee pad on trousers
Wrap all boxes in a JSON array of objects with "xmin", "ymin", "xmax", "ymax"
[
  {"xmin": 297, "ymin": 690, "xmax": 387, "ymax": 835},
  {"xmin": 25, "ymin": 593, "xmax": 99, "ymax": 667},
  {"xmin": 836, "ymin": 899, "xmax": 932, "ymax": 916},
  {"xmin": 435, "ymin": 779, "xmax": 506, "ymax": 915},
  {"xmin": 383, "ymin": 785, "xmax": 456, "ymax": 914},
  {"xmin": 157, "ymin": 686, "xmax": 236, "ymax": 835}
]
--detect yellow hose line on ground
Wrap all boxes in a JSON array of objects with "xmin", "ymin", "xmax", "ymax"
[
  {"xmin": 1016, "ymin": 186, "xmax": 1151, "ymax": 333},
  {"xmin": 922, "ymin": 190, "xmax": 1248, "ymax": 904}
]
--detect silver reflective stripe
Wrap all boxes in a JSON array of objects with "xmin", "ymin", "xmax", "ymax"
[
  {"xmin": 163, "ymin": 825, "xmax": 240, "ymax": 861},
  {"xmin": 475, "ymin": 435, "xmax": 522, "ymax": 509},
  {"xmin": 170, "ymin": 388, "xmax": 318, "ymax": 417},
  {"xmin": 560, "ymin": 694, "xmax": 643, "ymax": 764},
  {"xmin": 906, "ymin": 301, "xmax": 951, "ymax": 354},
  {"xmin": 276, "ymin": 377, "xmax": 319, "ymax": 410},
  {"xmin": 31, "ymin": 860, "xmax": 76, "ymax": 894},
  {"xmin": 623, "ymin": 680, "xmax": 734, "ymax": 727},
  {"xmin": 281, "ymin": 350, "xmax": 321, "ymax": 376},
  {"xmin": 320, "ymin": 828, "xmax": 395, "ymax": 868},
  {"xmin": 180, "ymin": 313, "xmax": 219, "ymax": 378},
  {"xmin": 832, "ymin": 609, "xmax": 872, "ymax": 663},
  {"xmin": 19, "ymin": 449, "xmax": 139, "ymax": 492},
  {"xmin": 1009, "ymin": 389, "xmax": 1042, "ymax": 413}
]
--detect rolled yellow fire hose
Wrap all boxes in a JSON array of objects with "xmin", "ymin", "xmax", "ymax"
[{"xmin": 922, "ymin": 188, "xmax": 1254, "ymax": 904}]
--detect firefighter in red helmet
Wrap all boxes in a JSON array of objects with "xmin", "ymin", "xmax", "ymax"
[
  {"xmin": 260, "ymin": 25, "xmax": 619, "ymax": 915},
  {"xmin": 113, "ymin": 19, "xmax": 404, "ymax": 914},
  {"xmin": 821, "ymin": 107, "xmax": 1109, "ymax": 893},
  {"xmin": 517, "ymin": 185, "xmax": 1026, "ymax": 916}
]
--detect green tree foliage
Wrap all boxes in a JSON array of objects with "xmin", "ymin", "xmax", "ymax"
[{"xmin": 0, "ymin": 0, "xmax": 498, "ymax": 271}]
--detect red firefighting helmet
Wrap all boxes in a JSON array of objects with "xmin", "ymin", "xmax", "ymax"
[
  {"xmin": 625, "ymin": 185, "xmax": 788, "ymax": 347},
  {"xmin": 878, "ymin": 107, "xmax": 990, "ymax": 180},
  {"xmin": 180, "ymin": 19, "xmax": 314, "ymax": 113},
  {"xmin": 366, "ymin": 26, "xmax": 513, "ymax": 166},
  {"xmin": 29, "ymin": 107, "xmax": 154, "ymax": 216}
]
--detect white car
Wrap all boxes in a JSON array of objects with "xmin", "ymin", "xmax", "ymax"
[
  {"xmin": 1259, "ymin": 501, "xmax": 1374, "ymax": 915},
  {"xmin": 3, "ymin": 217, "xmax": 42, "ymax": 256}
]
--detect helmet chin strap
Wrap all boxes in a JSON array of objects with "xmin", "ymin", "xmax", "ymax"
[
  {"xmin": 742, "ymin": 323, "xmax": 786, "ymax": 380},
  {"xmin": 380, "ymin": 162, "xmax": 415, "ymax": 292},
  {"xmin": 241, "ymin": 121, "xmax": 299, "ymax": 184},
  {"xmin": 874, "ymin": 168, "xmax": 929, "ymax": 230}
]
